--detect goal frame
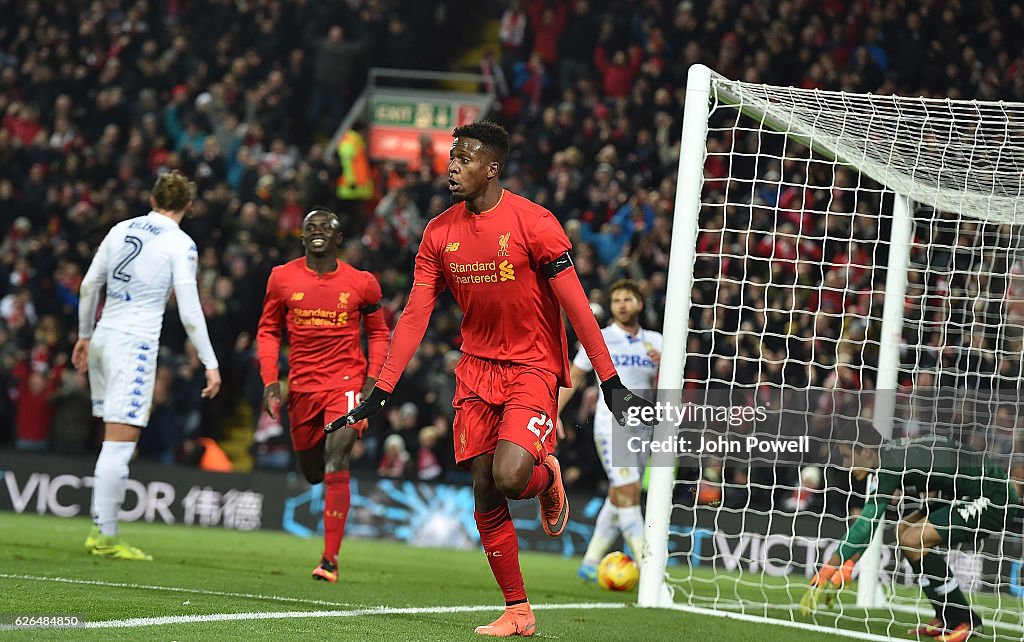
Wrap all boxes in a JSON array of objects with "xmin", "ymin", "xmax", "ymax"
[{"xmin": 638, "ymin": 63, "xmax": 922, "ymax": 613}]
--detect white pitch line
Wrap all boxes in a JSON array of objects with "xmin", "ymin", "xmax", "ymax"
[
  {"xmin": 0, "ymin": 573, "xmax": 627, "ymax": 631},
  {"xmin": 0, "ymin": 573, "xmax": 355, "ymax": 608},
  {"xmin": 1, "ymin": 603, "xmax": 628, "ymax": 630}
]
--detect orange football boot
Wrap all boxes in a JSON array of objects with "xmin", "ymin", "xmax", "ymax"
[{"xmin": 474, "ymin": 603, "xmax": 536, "ymax": 637}]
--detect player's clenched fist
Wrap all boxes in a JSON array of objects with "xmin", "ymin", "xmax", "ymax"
[{"xmin": 324, "ymin": 386, "xmax": 390, "ymax": 434}]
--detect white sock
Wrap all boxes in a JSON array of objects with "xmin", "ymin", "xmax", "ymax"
[
  {"xmin": 583, "ymin": 498, "xmax": 619, "ymax": 566},
  {"xmin": 618, "ymin": 505, "xmax": 647, "ymax": 563},
  {"xmin": 91, "ymin": 441, "xmax": 135, "ymax": 537}
]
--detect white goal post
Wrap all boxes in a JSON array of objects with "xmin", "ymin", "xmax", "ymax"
[{"xmin": 639, "ymin": 64, "xmax": 1024, "ymax": 640}]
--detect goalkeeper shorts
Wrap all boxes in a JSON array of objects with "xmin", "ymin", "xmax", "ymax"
[{"xmin": 928, "ymin": 497, "xmax": 1018, "ymax": 548}]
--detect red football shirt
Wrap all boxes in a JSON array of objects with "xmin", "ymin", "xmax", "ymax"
[
  {"xmin": 377, "ymin": 190, "xmax": 574, "ymax": 390},
  {"xmin": 257, "ymin": 258, "xmax": 389, "ymax": 393}
]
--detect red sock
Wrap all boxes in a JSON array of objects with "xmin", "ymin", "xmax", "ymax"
[
  {"xmin": 516, "ymin": 461, "xmax": 552, "ymax": 500},
  {"xmin": 475, "ymin": 501, "xmax": 527, "ymax": 604},
  {"xmin": 323, "ymin": 470, "xmax": 350, "ymax": 564}
]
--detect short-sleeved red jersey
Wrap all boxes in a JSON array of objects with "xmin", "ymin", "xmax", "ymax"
[
  {"xmin": 257, "ymin": 258, "xmax": 389, "ymax": 393},
  {"xmin": 378, "ymin": 190, "xmax": 573, "ymax": 389}
]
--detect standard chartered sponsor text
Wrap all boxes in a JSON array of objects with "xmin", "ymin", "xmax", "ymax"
[
  {"xmin": 450, "ymin": 261, "xmax": 498, "ymax": 273},
  {"xmin": 291, "ymin": 308, "xmax": 349, "ymax": 326}
]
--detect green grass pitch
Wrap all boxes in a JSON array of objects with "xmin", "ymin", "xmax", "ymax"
[{"xmin": 0, "ymin": 512, "xmax": 1016, "ymax": 641}]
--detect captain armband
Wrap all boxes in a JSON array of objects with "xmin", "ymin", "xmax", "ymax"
[
  {"xmin": 540, "ymin": 253, "xmax": 574, "ymax": 278},
  {"xmin": 358, "ymin": 302, "xmax": 382, "ymax": 314}
]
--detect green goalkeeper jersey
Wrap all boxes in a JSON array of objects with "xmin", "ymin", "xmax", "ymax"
[{"xmin": 836, "ymin": 435, "xmax": 1018, "ymax": 561}]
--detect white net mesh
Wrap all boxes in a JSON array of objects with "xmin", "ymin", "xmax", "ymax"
[
  {"xmin": 717, "ymin": 82, "xmax": 1024, "ymax": 223},
  {"xmin": 656, "ymin": 72, "xmax": 1024, "ymax": 640}
]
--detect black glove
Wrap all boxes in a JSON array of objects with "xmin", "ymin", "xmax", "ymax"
[
  {"xmin": 600, "ymin": 375, "xmax": 656, "ymax": 427},
  {"xmin": 324, "ymin": 386, "xmax": 391, "ymax": 434}
]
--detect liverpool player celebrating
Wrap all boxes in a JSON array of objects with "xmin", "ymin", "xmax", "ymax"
[
  {"xmin": 257, "ymin": 208, "xmax": 389, "ymax": 583},
  {"xmin": 327, "ymin": 121, "xmax": 653, "ymax": 636},
  {"xmin": 802, "ymin": 424, "xmax": 1020, "ymax": 642}
]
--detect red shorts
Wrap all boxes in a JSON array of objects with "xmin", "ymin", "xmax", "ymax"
[
  {"xmin": 287, "ymin": 384, "xmax": 367, "ymax": 452},
  {"xmin": 451, "ymin": 354, "xmax": 558, "ymax": 468}
]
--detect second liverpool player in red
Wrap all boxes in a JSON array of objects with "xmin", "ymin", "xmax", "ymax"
[
  {"xmin": 327, "ymin": 121, "xmax": 653, "ymax": 636},
  {"xmin": 257, "ymin": 208, "xmax": 389, "ymax": 583}
]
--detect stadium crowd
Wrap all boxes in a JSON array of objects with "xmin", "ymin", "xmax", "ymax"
[{"xmin": 2, "ymin": 0, "xmax": 1023, "ymax": 501}]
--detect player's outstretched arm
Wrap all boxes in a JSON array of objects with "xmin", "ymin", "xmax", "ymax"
[
  {"xmin": 359, "ymin": 275, "xmax": 391, "ymax": 379},
  {"xmin": 544, "ymin": 253, "xmax": 655, "ymax": 426},
  {"xmin": 327, "ymin": 240, "xmax": 444, "ymax": 434}
]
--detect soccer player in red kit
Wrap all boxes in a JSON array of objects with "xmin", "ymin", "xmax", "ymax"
[
  {"xmin": 257, "ymin": 208, "xmax": 389, "ymax": 583},
  {"xmin": 327, "ymin": 121, "xmax": 653, "ymax": 636}
]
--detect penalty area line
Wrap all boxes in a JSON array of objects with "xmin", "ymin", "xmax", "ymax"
[{"xmin": 0, "ymin": 602, "xmax": 628, "ymax": 630}]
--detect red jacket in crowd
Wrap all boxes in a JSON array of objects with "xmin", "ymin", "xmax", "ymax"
[{"xmin": 593, "ymin": 46, "xmax": 643, "ymax": 98}]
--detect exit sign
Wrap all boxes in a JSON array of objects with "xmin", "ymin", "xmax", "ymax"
[{"xmin": 371, "ymin": 99, "xmax": 453, "ymax": 130}]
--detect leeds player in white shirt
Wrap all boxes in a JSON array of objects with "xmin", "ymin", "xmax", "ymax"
[
  {"xmin": 72, "ymin": 171, "xmax": 221, "ymax": 561},
  {"xmin": 557, "ymin": 279, "xmax": 662, "ymax": 582}
]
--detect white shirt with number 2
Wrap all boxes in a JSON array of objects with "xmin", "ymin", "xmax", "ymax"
[{"xmin": 79, "ymin": 211, "xmax": 218, "ymax": 369}]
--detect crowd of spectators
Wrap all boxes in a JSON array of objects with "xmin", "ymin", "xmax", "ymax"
[{"xmin": 2, "ymin": 0, "xmax": 1023, "ymax": 501}]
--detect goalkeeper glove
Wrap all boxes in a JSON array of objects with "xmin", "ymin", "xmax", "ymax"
[
  {"xmin": 324, "ymin": 386, "xmax": 390, "ymax": 434},
  {"xmin": 830, "ymin": 558, "xmax": 856, "ymax": 590},
  {"xmin": 600, "ymin": 375, "xmax": 656, "ymax": 427},
  {"xmin": 799, "ymin": 564, "xmax": 838, "ymax": 616}
]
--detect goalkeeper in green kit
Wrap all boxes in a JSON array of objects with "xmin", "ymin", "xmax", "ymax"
[{"xmin": 801, "ymin": 423, "xmax": 1020, "ymax": 642}]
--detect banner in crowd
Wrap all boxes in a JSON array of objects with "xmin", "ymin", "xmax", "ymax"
[
  {"xmin": 0, "ymin": 452, "xmax": 280, "ymax": 531},
  {"xmin": 0, "ymin": 451, "xmax": 603, "ymax": 555}
]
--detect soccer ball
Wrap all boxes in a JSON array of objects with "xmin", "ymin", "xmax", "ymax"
[{"xmin": 597, "ymin": 551, "xmax": 639, "ymax": 591}]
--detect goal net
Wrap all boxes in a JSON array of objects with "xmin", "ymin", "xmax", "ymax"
[{"xmin": 639, "ymin": 64, "xmax": 1024, "ymax": 641}]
